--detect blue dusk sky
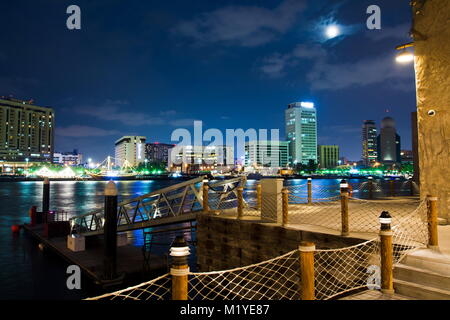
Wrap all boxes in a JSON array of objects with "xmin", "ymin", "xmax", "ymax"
[{"xmin": 0, "ymin": 0, "xmax": 416, "ymax": 162}]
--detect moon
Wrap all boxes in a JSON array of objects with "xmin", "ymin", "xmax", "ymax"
[{"xmin": 325, "ymin": 25, "xmax": 340, "ymax": 39}]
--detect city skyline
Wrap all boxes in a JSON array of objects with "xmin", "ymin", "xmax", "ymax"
[{"xmin": 0, "ymin": 0, "xmax": 416, "ymax": 162}]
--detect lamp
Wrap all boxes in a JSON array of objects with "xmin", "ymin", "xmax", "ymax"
[
  {"xmin": 395, "ymin": 42, "xmax": 414, "ymax": 64},
  {"xmin": 379, "ymin": 211, "xmax": 392, "ymax": 230},
  {"xmin": 170, "ymin": 236, "xmax": 190, "ymax": 265}
]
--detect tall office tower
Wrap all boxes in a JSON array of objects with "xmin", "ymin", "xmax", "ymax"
[
  {"xmin": 145, "ymin": 142, "xmax": 175, "ymax": 164},
  {"xmin": 377, "ymin": 117, "xmax": 401, "ymax": 166},
  {"xmin": 362, "ymin": 120, "xmax": 378, "ymax": 166},
  {"xmin": 114, "ymin": 136, "xmax": 146, "ymax": 167},
  {"xmin": 317, "ymin": 145, "xmax": 339, "ymax": 169},
  {"xmin": 285, "ymin": 102, "xmax": 317, "ymax": 166},
  {"xmin": 0, "ymin": 97, "xmax": 54, "ymax": 162},
  {"xmin": 244, "ymin": 140, "xmax": 289, "ymax": 168}
]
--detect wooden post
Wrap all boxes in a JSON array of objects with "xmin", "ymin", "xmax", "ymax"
[
  {"xmin": 43, "ymin": 177, "xmax": 50, "ymax": 215},
  {"xmin": 379, "ymin": 211, "xmax": 394, "ymax": 294},
  {"xmin": 202, "ymin": 180, "xmax": 209, "ymax": 213},
  {"xmin": 170, "ymin": 236, "xmax": 190, "ymax": 300},
  {"xmin": 368, "ymin": 177, "xmax": 373, "ymax": 200},
  {"xmin": 237, "ymin": 186, "xmax": 244, "ymax": 219},
  {"xmin": 282, "ymin": 187, "xmax": 289, "ymax": 226},
  {"xmin": 427, "ymin": 196, "xmax": 439, "ymax": 250},
  {"xmin": 29, "ymin": 206, "xmax": 37, "ymax": 226},
  {"xmin": 307, "ymin": 178, "xmax": 312, "ymax": 204},
  {"xmin": 256, "ymin": 183, "xmax": 262, "ymax": 210},
  {"xmin": 340, "ymin": 180, "xmax": 349, "ymax": 236},
  {"xmin": 103, "ymin": 181, "xmax": 118, "ymax": 280},
  {"xmin": 299, "ymin": 241, "xmax": 315, "ymax": 300}
]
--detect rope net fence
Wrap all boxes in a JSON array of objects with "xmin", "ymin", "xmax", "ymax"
[
  {"xmin": 86, "ymin": 273, "xmax": 172, "ymax": 301},
  {"xmin": 188, "ymin": 249, "xmax": 300, "ymax": 300}
]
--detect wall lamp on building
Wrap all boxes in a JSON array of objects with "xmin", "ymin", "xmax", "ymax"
[{"xmin": 395, "ymin": 42, "xmax": 414, "ymax": 64}]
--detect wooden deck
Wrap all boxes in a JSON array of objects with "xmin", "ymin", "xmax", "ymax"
[
  {"xmin": 23, "ymin": 224, "xmax": 167, "ymax": 288},
  {"xmin": 339, "ymin": 290, "xmax": 413, "ymax": 300}
]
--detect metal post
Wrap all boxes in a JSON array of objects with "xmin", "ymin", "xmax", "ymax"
[
  {"xmin": 427, "ymin": 196, "xmax": 439, "ymax": 250},
  {"xmin": 170, "ymin": 236, "xmax": 190, "ymax": 300},
  {"xmin": 307, "ymin": 178, "xmax": 312, "ymax": 204},
  {"xmin": 103, "ymin": 181, "xmax": 118, "ymax": 280},
  {"xmin": 379, "ymin": 211, "xmax": 394, "ymax": 294},
  {"xmin": 237, "ymin": 186, "xmax": 244, "ymax": 219},
  {"xmin": 202, "ymin": 180, "xmax": 209, "ymax": 213},
  {"xmin": 282, "ymin": 187, "xmax": 289, "ymax": 227},
  {"xmin": 256, "ymin": 183, "xmax": 262, "ymax": 210},
  {"xmin": 409, "ymin": 178, "xmax": 414, "ymax": 196},
  {"xmin": 368, "ymin": 176, "xmax": 373, "ymax": 200},
  {"xmin": 340, "ymin": 179, "xmax": 349, "ymax": 236},
  {"xmin": 43, "ymin": 177, "xmax": 50, "ymax": 214},
  {"xmin": 299, "ymin": 241, "xmax": 315, "ymax": 300}
]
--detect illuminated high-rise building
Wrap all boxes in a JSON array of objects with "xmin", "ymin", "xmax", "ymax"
[
  {"xmin": 317, "ymin": 145, "xmax": 339, "ymax": 169},
  {"xmin": 0, "ymin": 97, "xmax": 54, "ymax": 162},
  {"xmin": 362, "ymin": 120, "xmax": 378, "ymax": 166},
  {"xmin": 114, "ymin": 136, "xmax": 146, "ymax": 167},
  {"xmin": 377, "ymin": 117, "xmax": 401, "ymax": 166},
  {"xmin": 285, "ymin": 102, "xmax": 317, "ymax": 166}
]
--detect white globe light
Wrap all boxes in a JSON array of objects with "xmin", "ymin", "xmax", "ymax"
[
  {"xmin": 326, "ymin": 25, "xmax": 340, "ymax": 39},
  {"xmin": 396, "ymin": 50, "xmax": 414, "ymax": 64}
]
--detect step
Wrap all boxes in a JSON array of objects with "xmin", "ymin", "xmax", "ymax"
[
  {"xmin": 394, "ymin": 263, "xmax": 450, "ymax": 290},
  {"xmin": 401, "ymin": 249, "xmax": 450, "ymax": 276},
  {"xmin": 394, "ymin": 279, "xmax": 450, "ymax": 300}
]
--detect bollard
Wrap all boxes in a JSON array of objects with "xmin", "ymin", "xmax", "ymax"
[
  {"xmin": 409, "ymin": 178, "xmax": 414, "ymax": 196},
  {"xmin": 282, "ymin": 187, "xmax": 289, "ymax": 226},
  {"xmin": 202, "ymin": 180, "xmax": 209, "ymax": 213},
  {"xmin": 103, "ymin": 181, "xmax": 118, "ymax": 280},
  {"xmin": 340, "ymin": 180, "xmax": 349, "ymax": 236},
  {"xmin": 237, "ymin": 186, "xmax": 244, "ymax": 219},
  {"xmin": 299, "ymin": 241, "xmax": 315, "ymax": 300},
  {"xmin": 170, "ymin": 236, "xmax": 190, "ymax": 300},
  {"xmin": 368, "ymin": 176, "xmax": 373, "ymax": 200},
  {"xmin": 29, "ymin": 206, "xmax": 37, "ymax": 226},
  {"xmin": 256, "ymin": 183, "xmax": 262, "ymax": 210},
  {"xmin": 426, "ymin": 196, "xmax": 439, "ymax": 250},
  {"xmin": 42, "ymin": 177, "xmax": 50, "ymax": 215},
  {"xmin": 307, "ymin": 178, "xmax": 312, "ymax": 204},
  {"xmin": 379, "ymin": 211, "xmax": 394, "ymax": 294},
  {"xmin": 389, "ymin": 179, "xmax": 395, "ymax": 197}
]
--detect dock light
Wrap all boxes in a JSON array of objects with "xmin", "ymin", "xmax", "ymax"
[
  {"xmin": 340, "ymin": 179, "xmax": 348, "ymax": 189},
  {"xmin": 307, "ymin": 177, "xmax": 312, "ymax": 181},
  {"xmin": 170, "ymin": 236, "xmax": 190, "ymax": 265},
  {"xmin": 379, "ymin": 211, "xmax": 392, "ymax": 230},
  {"xmin": 395, "ymin": 42, "xmax": 414, "ymax": 64},
  {"xmin": 368, "ymin": 176, "xmax": 373, "ymax": 180}
]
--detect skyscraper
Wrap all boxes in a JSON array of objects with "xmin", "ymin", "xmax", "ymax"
[
  {"xmin": 114, "ymin": 136, "xmax": 146, "ymax": 167},
  {"xmin": 285, "ymin": 102, "xmax": 317, "ymax": 166},
  {"xmin": 0, "ymin": 97, "xmax": 54, "ymax": 162},
  {"xmin": 362, "ymin": 120, "xmax": 378, "ymax": 166},
  {"xmin": 317, "ymin": 145, "xmax": 339, "ymax": 169},
  {"xmin": 145, "ymin": 142, "xmax": 175, "ymax": 164},
  {"xmin": 377, "ymin": 117, "xmax": 401, "ymax": 166}
]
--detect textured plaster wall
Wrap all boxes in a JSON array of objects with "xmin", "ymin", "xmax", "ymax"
[{"xmin": 413, "ymin": 0, "xmax": 450, "ymax": 222}]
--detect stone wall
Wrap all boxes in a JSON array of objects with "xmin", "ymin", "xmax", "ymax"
[
  {"xmin": 412, "ymin": 0, "xmax": 450, "ymax": 223},
  {"xmin": 196, "ymin": 213, "xmax": 365, "ymax": 271}
]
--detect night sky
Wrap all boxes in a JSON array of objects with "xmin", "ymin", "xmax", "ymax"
[{"xmin": 0, "ymin": 0, "xmax": 416, "ymax": 162}]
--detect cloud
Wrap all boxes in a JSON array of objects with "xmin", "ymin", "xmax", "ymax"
[
  {"xmin": 260, "ymin": 42, "xmax": 414, "ymax": 91},
  {"xmin": 366, "ymin": 23, "xmax": 411, "ymax": 42},
  {"xmin": 259, "ymin": 44, "xmax": 325, "ymax": 78},
  {"xmin": 56, "ymin": 125, "xmax": 120, "ymax": 137},
  {"xmin": 173, "ymin": 0, "xmax": 307, "ymax": 47},
  {"xmin": 75, "ymin": 100, "xmax": 165, "ymax": 126},
  {"xmin": 307, "ymin": 54, "xmax": 414, "ymax": 91},
  {"xmin": 169, "ymin": 118, "xmax": 199, "ymax": 127}
]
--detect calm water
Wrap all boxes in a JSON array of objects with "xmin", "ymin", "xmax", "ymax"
[{"xmin": 0, "ymin": 178, "xmax": 387, "ymax": 300}]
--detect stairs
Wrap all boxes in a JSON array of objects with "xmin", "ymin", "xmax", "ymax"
[{"xmin": 393, "ymin": 249, "xmax": 450, "ymax": 300}]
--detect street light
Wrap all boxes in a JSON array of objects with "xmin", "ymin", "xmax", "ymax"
[{"xmin": 395, "ymin": 42, "xmax": 414, "ymax": 64}]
